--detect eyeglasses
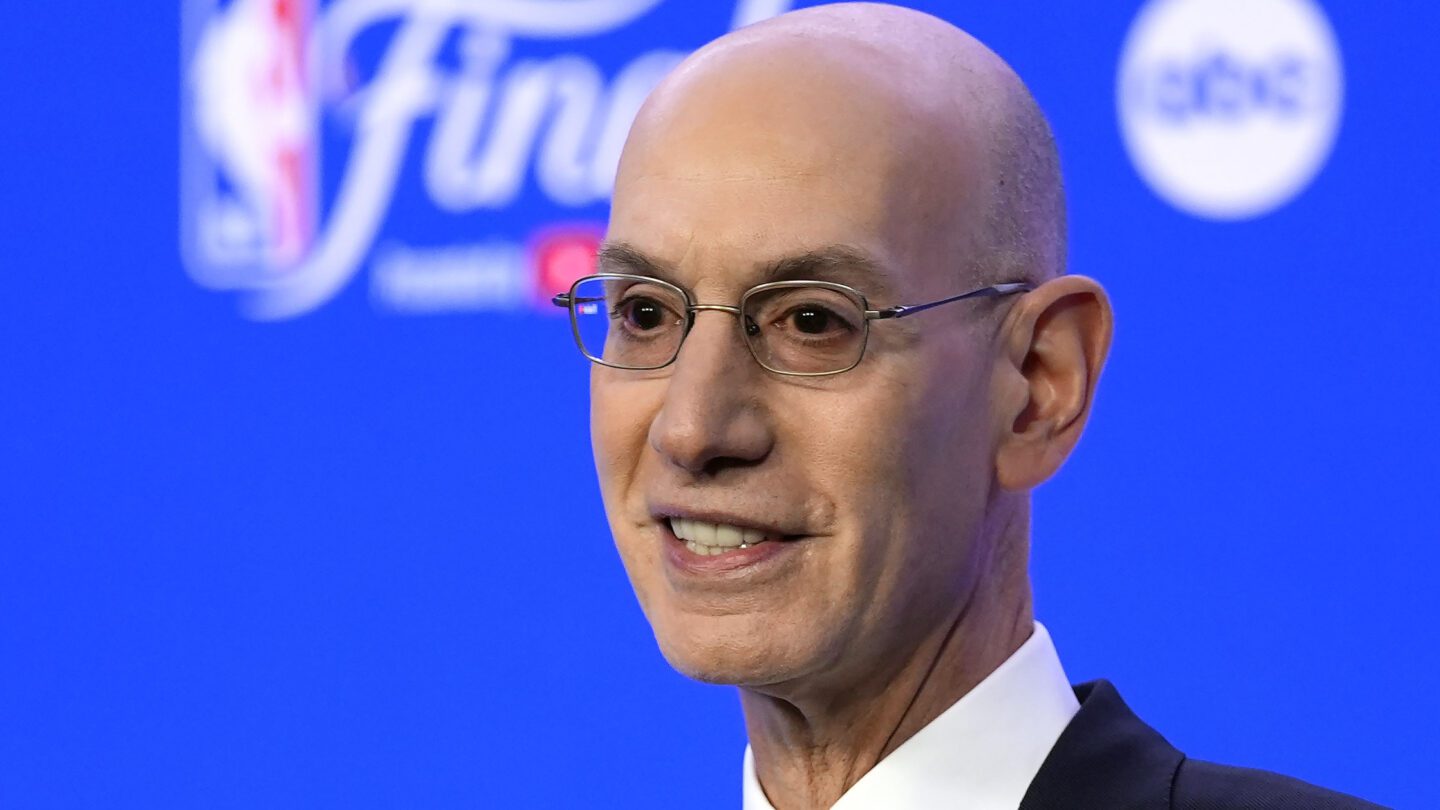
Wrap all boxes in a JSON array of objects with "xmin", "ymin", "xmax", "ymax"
[{"xmin": 552, "ymin": 274, "xmax": 1033, "ymax": 377}]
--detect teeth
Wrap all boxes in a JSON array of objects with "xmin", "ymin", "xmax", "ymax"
[
  {"xmin": 695, "ymin": 520, "xmax": 717, "ymax": 546},
  {"xmin": 714, "ymin": 524, "xmax": 743, "ymax": 548},
  {"xmin": 671, "ymin": 517, "xmax": 773, "ymax": 555}
]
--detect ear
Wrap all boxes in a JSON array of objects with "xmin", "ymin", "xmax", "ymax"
[{"xmin": 992, "ymin": 275, "xmax": 1113, "ymax": 491}]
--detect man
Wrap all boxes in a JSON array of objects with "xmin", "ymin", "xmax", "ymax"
[{"xmin": 555, "ymin": 3, "xmax": 1382, "ymax": 808}]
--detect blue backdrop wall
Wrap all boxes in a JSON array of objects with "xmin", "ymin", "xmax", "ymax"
[{"xmin": 1, "ymin": 1, "xmax": 1435, "ymax": 807}]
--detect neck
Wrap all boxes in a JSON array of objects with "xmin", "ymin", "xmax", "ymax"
[{"xmin": 740, "ymin": 518, "xmax": 1033, "ymax": 809}]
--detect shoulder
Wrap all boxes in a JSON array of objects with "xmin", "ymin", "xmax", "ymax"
[
  {"xmin": 1021, "ymin": 681, "xmax": 1386, "ymax": 810},
  {"xmin": 1173, "ymin": 758, "xmax": 1385, "ymax": 810}
]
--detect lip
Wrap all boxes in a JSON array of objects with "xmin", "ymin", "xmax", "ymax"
[{"xmin": 652, "ymin": 510, "xmax": 804, "ymax": 579}]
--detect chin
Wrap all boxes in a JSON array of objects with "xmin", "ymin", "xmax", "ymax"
[
  {"xmin": 657, "ymin": 640, "xmax": 790, "ymax": 686},
  {"xmin": 649, "ymin": 613, "xmax": 824, "ymax": 688}
]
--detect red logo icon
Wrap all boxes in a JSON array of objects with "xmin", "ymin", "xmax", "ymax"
[{"xmin": 531, "ymin": 224, "xmax": 605, "ymax": 311}]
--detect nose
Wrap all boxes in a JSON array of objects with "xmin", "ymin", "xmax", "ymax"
[{"xmin": 648, "ymin": 309, "xmax": 774, "ymax": 477}]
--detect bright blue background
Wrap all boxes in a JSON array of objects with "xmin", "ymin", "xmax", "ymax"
[{"xmin": 1, "ymin": 1, "xmax": 1435, "ymax": 807}]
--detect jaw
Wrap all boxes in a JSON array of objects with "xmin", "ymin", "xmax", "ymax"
[{"xmin": 736, "ymin": 552, "xmax": 1035, "ymax": 795}]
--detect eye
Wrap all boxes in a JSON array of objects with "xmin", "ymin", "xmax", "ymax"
[
  {"xmin": 615, "ymin": 295, "xmax": 674, "ymax": 332},
  {"xmin": 743, "ymin": 286, "xmax": 863, "ymax": 348},
  {"xmin": 781, "ymin": 303, "xmax": 855, "ymax": 337},
  {"xmin": 791, "ymin": 306, "xmax": 836, "ymax": 334}
]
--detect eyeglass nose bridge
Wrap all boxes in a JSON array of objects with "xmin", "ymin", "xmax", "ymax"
[
  {"xmin": 683, "ymin": 302, "xmax": 759, "ymax": 347},
  {"xmin": 685, "ymin": 302, "xmax": 765, "ymax": 340},
  {"xmin": 687, "ymin": 303, "xmax": 743, "ymax": 316}
]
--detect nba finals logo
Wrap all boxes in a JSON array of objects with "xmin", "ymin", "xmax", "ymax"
[
  {"xmin": 1117, "ymin": 0, "xmax": 1344, "ymax": 221},
  {"xmin": 181, "ymin": 0, "xmax": 316, "ymax": 289},
  {"xmin": 180, "ymin": 0, "xmax": 792, "ymax": 320}
]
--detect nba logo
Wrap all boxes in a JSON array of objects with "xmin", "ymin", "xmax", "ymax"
[{"xmin": 181, "ymin": 0, "xmax": 317, "ymax": 289}]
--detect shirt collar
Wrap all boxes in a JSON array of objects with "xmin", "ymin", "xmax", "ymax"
[{"xmin": 742, "ymin": 621, "xmax": 1078, "ymax": 810}]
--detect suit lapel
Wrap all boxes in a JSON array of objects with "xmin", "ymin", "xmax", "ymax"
[{"xmin": 1019, "ymin": 680, "xmax": 1184, "ymax": 810}]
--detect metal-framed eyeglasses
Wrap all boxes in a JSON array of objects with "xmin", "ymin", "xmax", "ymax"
[{"xmin": 552, "ymin": 274, "xmax": 1034, "ymax": 377}]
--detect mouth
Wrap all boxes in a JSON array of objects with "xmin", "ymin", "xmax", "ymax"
[
  {"xmin": 671, "ymin": 515, "xmax": 777, "ymax": 553},
  {"xmin": 666, "ymin": 516, "xmax": 787, "ymax": 557},
  {"xmin": 653, "ymin": 511, "xmax": 809, "ymax": 582}
]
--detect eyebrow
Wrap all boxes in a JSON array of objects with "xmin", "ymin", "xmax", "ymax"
[
  {"xmin": 596, "ymin": 242, "xmax": 675, "ymax": 280},
  {"xmin": 596, "ymin": 242, "xmax": 896, "ymax": 298}
]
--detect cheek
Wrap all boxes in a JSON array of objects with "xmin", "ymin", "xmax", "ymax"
[
  {"xmin": 590, "ymin": 373, "xmax": 676, "ymax": 591},
  {"xmin": 589, "ymin": 374, "xmax": 656, "ymax": 503},
  {"xmin": 891, "ymin": 351, "xmax": 998, "ymax": 594},
  {"xmin": 773, "ymin": 379, "xmax": 922, "ymax": 580},
  {"xmin": 808, "ymin": 353, "xmax": 993, "ymax": 585},
  {"xmin": 801, "ymin": 368, "xmax": 936, "ymax": 499}
]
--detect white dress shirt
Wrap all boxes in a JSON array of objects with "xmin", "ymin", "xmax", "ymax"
[{"xmin": 741, "ymin": 622, "xmax": 1078, "ymax": 810}]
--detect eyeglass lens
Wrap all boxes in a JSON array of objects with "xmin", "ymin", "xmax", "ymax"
[{"xmin": 569, "ymin": 276, "xmax": 868, "ymax": 374}]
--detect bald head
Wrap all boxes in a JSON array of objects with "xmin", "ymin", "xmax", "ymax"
[{"xmin": 613, "ymin": 2, "xmax": 1066, "ymax": 289}]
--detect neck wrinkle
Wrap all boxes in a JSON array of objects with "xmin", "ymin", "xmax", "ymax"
[{"xmin": 741, "ymin": 503, "xmax": 1034, "ymax": 810}]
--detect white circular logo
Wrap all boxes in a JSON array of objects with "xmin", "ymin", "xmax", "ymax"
[{"xmin": 1117, "ymin": 0, "xmax": 1344, "ymax": 220}]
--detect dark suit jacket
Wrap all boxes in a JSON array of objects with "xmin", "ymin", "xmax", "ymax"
[{"xmin": 1018, "ymin": 680, "xmax": 1386, "ymax": 810}]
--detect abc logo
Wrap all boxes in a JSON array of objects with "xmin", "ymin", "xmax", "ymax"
[{"xmin": 1117, "ymin": 0, "xmax": 1344, "ymax": 220}]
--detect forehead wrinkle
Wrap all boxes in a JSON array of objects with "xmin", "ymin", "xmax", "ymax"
[
  {"xmin": 598, "ymin": 240, "xmax": 899, "ymax": 301},
  {"xmin": 639, "ymin": 168, "xmax": 827, "ymax": 185},
  {"xmin": 614, "ymin": 161, "xmax": 905, "ymax": 275},
  {"xmin": 759, "ymin": 246, "xmax": 899, "ymax": 300}
]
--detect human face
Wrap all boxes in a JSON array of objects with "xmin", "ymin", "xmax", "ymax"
[{"xmin": 590, "ymin": 57, "xmax": 1005, "ymax": 694}]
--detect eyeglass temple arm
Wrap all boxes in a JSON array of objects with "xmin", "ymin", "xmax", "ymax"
[
  {"xmin": 866, "ymin": 282, "xmax": 1034, "ymax": 320},
  {"xmin": 552, "ymin": 293, "xmax": 610, "ymax": 307},
  {"xmin": 554, "ymin": 283, "xmax": 1032, "ymax": 316}
]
